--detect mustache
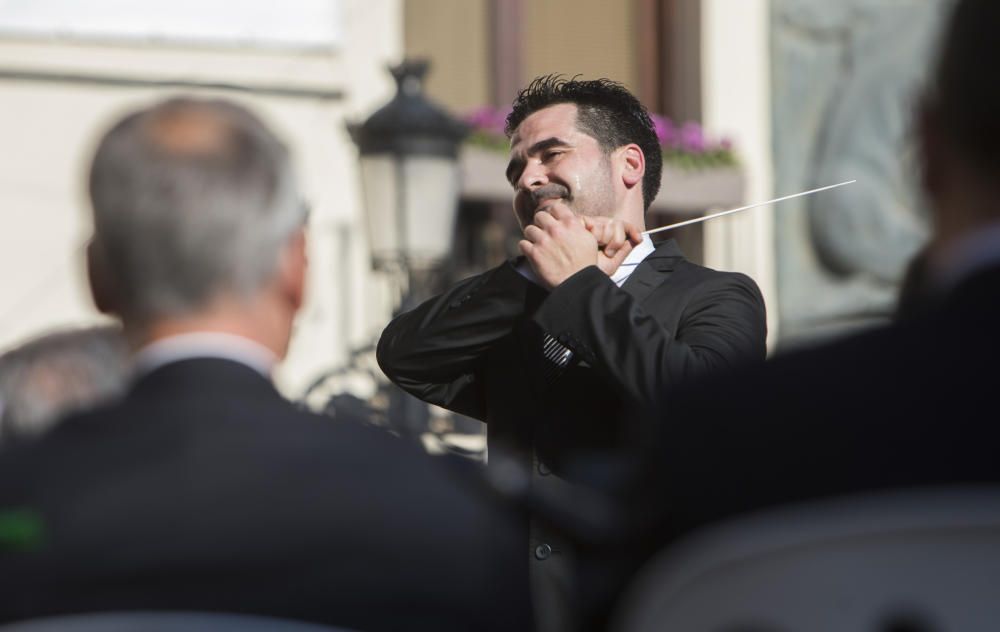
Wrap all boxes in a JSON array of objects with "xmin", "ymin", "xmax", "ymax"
[{"xmin": 530, "ymin": 184, "xmax": 571, "ymax": 207}]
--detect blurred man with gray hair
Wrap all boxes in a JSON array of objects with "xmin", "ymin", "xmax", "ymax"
[
  {"xmin": 0, "ymin": 325, "xmax": 128, "ymax": 443},
  {"xmin": 0, "ymin": 97, "xmax": 530, "ymax": 630}
]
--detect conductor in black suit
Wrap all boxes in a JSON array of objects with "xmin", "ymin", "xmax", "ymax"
[
  {"xmin": 0, "ymin": 97, "xmax": 531, "ymax": 630},
  {"xmin": 377, "ymin": 76, "xmax": 767, "ymax": 631},
  {"xmin": 639, "ymin": 0, "xmax": 1000, "ymax": 545}
]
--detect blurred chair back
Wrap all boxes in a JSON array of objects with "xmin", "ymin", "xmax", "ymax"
[
  {"xmin": 613, "ymin": 487, "xmax": 1000, "ymax": 632},
  {"xmin": 0, "ymin": 612, "xmax": 355, "ymax": 632}
]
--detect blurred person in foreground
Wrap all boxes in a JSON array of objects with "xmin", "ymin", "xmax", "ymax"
[
  {"xmin": 0, "ymin": 325, "xmax": 128, "ymax": 443},
  {"xmin": 629, "ymin": 0, "xmax": 1000, "ymax": 570},
  {"xmin": 378, "ymin": 76, "xmax": 767, "ymax": 631},
  {"xmin": 0, "ymin": 97, "xmax": 530, "ymax": 630}
]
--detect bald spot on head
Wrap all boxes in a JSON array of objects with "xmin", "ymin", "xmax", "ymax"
[
  {"xmin": 140, "ymin": 102, "xmax": 246, "ymax": 162},
  {"xmin": 86, "ymin": 96, "xmax": 300, "ymax": 327}
]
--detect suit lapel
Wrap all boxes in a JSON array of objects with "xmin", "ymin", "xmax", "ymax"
[
  {"xmin": 514, "ymin": 281, "xmax": 555, "ymax": 397},
  {"xmin": 621, "ymin": 238, "xmax": 684, "ymax": 303},
  {"xmin": 515, "ymin": 240, "xmax": 685, "ymax": 393}
]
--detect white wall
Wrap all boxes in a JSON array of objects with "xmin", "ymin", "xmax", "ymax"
[
  {"xmin": 700, "ymin": 0, "xmax": 778, "ymax": 345},
  {"xmin": 0, "ymin": 0, "xmax": 402, "ymax": 395}
]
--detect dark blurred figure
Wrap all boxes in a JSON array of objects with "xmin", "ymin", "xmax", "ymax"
[
  {"xmin": 0, "ymin": 325, "xmax": 128, "ymax": 443},
  {"xmin": 895, "ymin": 245, "xmax": 933, "ymax": 320},
  {"xmin": 620, "ymin": 0, "xmax": 1000, "ymax": 590},
  {"xmin": 893, "ymin": 246, "xmax": 938, "ymax": 321},
  {"xmin": 0, "ymin": 97, "xmax": 530, "ymax": 631}
]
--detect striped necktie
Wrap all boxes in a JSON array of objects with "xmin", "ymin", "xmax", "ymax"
[{"xmin": 541, "ymin": 334, "xmax": 573, "ymax": 382}]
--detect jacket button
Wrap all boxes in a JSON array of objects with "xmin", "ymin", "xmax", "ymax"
[
  {"xmin": 534, "ymin": 543, "xmax": 552, "ymax": 561},
  {"xmin": 537, "ymin": 462, "xmax": 551, "ymax": 476}
]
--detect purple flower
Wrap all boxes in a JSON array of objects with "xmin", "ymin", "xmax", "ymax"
[
  {"xmin": 464, "ymin": 106, "xmax": 511, "ymax": 136},
  {"xmin": 650, "ymin": 114, "xmax": 678, "ymax": 148},
  {"xmin": 462, "ymin": 108, "xmax": 488, "ymax": 128},
  {"xmin": 464, "ymin": 105, "xmax": 736, "ymax": 162},
  {"xmin": 680, "ymin": 121, "xmax": 705, "ymax": 153}
]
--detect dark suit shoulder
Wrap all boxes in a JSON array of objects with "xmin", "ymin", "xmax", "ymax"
[
  {"xmin": 671, "ymin": 259, "xmax": 763, "ymax": 295},
  {"xmin": 0, "ymin": 366, "xmax": 530, "ymax": 631},
  {"xmin": 0, "ymin": 362, "xmax": 448, "ymax": 501},
  {"xmin": 651, "ymin": 306, "xmax": 1000, "ymax": 538}
]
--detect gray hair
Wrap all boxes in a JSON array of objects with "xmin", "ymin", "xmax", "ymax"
[
  {"xmin": 88, "ymin": 97, "xmax": 305, "ymax": 326},
  {"xmin": 0, "ymin": 325, "xmax": 129, "ymax": 443}
]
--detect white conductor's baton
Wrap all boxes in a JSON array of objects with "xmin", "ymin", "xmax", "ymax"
[{"xmin": 641, "ymin": 179, "xmax": 857, "ymax": 236}]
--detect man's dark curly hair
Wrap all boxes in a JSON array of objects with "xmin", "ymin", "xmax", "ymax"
[{"xmin": 505, "ymin": 75, "xmax": 662, "ymax": 211}]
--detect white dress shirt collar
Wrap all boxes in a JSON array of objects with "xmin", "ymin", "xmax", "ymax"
[
  {"xmin": 609, "ymin": 234, "xmax": 656, "ymax": 287},
  {"xmin": 132, "ymin": 332, "xmax": 277, "ymax": 379}
]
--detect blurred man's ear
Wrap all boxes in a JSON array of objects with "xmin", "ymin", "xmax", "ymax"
[
  {"xmin": 278, "ymin": 228, "xmax": 308, "ymax": 313},
  {"xmin": 86, "ymin": 240, "xmax": 117, "ymax": 315}
]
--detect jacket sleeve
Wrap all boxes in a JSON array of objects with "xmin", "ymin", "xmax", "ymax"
[
  {"xmin": 531, "ymin": 265, "xmax": 767, "ymax": 408},
  {"xmin": 376, "ymin": 261, "xmax": 541, "ymax": 421}
]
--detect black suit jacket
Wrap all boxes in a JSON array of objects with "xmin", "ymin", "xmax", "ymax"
[
  {"xmin": 643, "ymin": 262, "xmax": 1000, "ymax": 541},
  {"xmin": 377, "ymin": 240, "xmax": 767, "ymax": 627},
  {"xmin": 0, "ymin": 358, "xmax": 531, "ymax": 631},
  {"xmin": 379, "ymin": 240, "xmax": 766, "ymax": 477}
]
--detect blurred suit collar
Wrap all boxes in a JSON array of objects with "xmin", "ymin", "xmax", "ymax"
[{"xmin": 133, "ymin": 332, "xmax": 277, "ymax": 380}]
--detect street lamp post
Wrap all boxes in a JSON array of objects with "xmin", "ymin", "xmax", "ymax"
[
  {"xmin": 349, "ymin": 59, "xmax": 468, "ymax": 436},
  {"xmin": 350, "ymin": 59, "xmax": 467, "ymax": 278}
]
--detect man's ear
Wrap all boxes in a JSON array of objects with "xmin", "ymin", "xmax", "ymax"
[
  {"xmin": 619, "ymin": 144, "xmax": 645, "ymax": 190},
  {"xmin": 86, "ymin": 239, "xmax": 117, "ymax": 315},
  {"xmin": 278, "ymin": 228, "xmax": 308, "ymax": 312}
]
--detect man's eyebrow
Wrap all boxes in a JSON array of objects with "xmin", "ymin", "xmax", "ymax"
[{"xmin": 505, "ymin": 137, "xmax": 570, "ymax": 185}]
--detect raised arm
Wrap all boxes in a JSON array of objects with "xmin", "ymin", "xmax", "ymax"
[{"xmin": 376, "ymin": 261, "xmax": 544, "ymax": 420}]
